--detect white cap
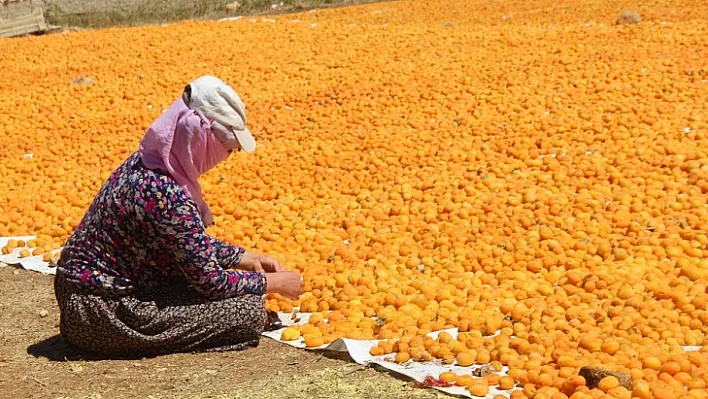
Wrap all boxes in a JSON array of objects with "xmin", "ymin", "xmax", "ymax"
[{"xmin": 184, "ymin": 75, "xmax": 256, "ymax": 153}]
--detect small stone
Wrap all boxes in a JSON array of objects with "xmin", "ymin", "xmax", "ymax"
[
  {"xmin": 616, "ymin": 10, "xmax": 641, "ymax": 25},
  {"xmin": 69, "ymin": 363, "xmax": 84, "ymax": 373},
  {"xmin": 579, "ymin": 366, "xmax": 631, "ymax": 389},
  {"xmin": 39, "ymin": 309, "xmax": 49, "ymax": 318},
  {"xmin": 225, "ymin": 1, "xmax": 241, "ymax": 12},
  {"xmin": 70, "ymin": 77, "xmax": 93, "ymax": 85},
  {"xmin": 472, "ymin": 364, "xmax": 495, "ymax": 377}
]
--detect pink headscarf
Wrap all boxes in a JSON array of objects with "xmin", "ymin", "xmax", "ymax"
[{"xmin": 138, "ymin": 97, "xmax": 229, "ymax": 227}]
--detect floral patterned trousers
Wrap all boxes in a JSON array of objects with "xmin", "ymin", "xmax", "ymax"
[{"xmin": 54, "ymin": 271, "xmax": 267, "ymax": 358}]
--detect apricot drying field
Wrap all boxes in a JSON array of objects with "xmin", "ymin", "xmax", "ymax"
[{"xmin": 2, "ymin": 0, "xmax": 708, "ymax": 398}]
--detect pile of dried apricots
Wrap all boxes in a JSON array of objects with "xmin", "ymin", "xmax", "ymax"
[{"xmin": 1, "ymin": 0, "xmax": 708, "ymax": 397}]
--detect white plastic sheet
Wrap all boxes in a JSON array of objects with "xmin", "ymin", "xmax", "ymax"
[
  {"xmin": 0, "ymin": 236, "xmax": 58, "ymax": 274},
  {"xmin": 262, "ymin": 312, "xmax": 513, "ymax": 399},
  {"xmin": 261, "ymin": 315, "xmax": 704, "ymax": 397}
]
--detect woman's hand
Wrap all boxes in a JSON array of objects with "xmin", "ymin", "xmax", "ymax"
[
  {"xmin": 239, "ymin": 251, "xmax": 285, "ymax": 273},
  {"xmin": 238, "ymin": 251, "xmax": 303, "ymax": 299},
  {"xmin": 265, "ymin": 272, "xmax": 304, "ymax": 300}
]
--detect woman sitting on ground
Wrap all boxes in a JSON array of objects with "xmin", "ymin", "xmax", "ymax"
[{"xmin": 54, "ymin": 76, "xmax": 303, "ymax": 358}]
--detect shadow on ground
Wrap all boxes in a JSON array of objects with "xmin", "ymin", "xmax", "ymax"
[{"xmin": 27, "ymin": 334, "xmax": 88, "ymax": 361}]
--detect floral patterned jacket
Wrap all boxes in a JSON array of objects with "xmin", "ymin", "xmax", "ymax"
[{"xmin": 57, "ymin": 152, "xmax": 266, "ymax": 299}]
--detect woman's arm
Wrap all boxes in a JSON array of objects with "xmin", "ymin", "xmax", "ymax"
[
  {"xmin": 211, "ymin": 237, "xmax": 286, "ymax": 273},
  {"xmin": 151, "ymin": 192, "xmax": 266, "ymax": 300},
  {"xmin": 211, "ymin": 237, "xmax": 246, "ymax": 269}
]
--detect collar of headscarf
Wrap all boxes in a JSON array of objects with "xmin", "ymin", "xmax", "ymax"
[{"xmin": 138, "ymin": 97, "xmax": 229, "ymax": 227}]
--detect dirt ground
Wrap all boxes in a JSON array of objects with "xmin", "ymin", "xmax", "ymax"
[
  {"xmin": 1, "ymin": 0, "xmax": 384, "ymax": 26},
  {"xmin": 5, "ymin": 0, "xmax": 146, "ymax": 19},
  {"xmin": 0, "ymin": 266, "xmax": 446, "ymax": 399}
]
